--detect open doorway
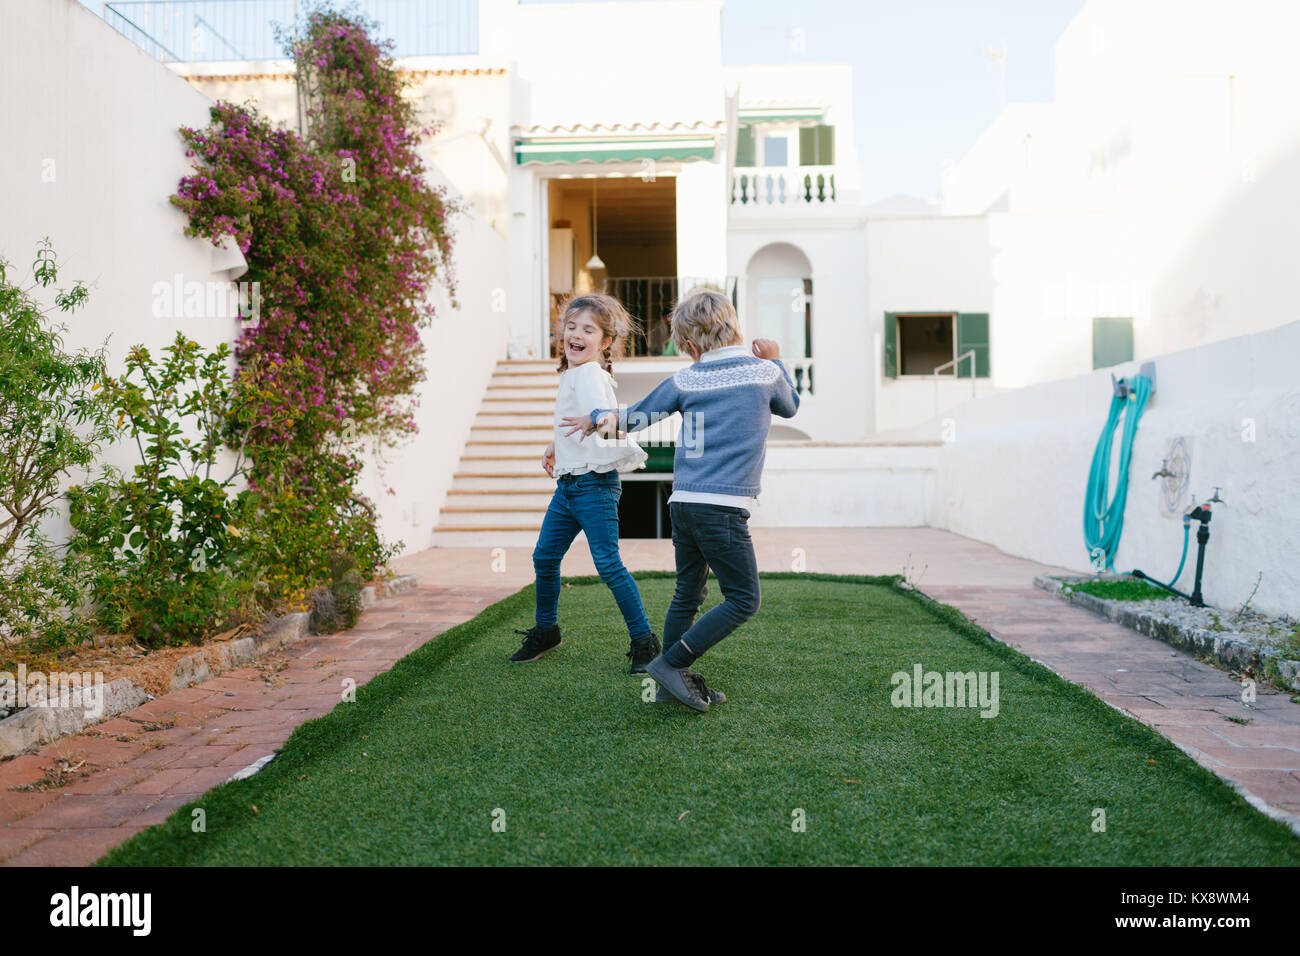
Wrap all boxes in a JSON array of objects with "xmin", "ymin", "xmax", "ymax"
[{"xmin": 546, "ymin": 176, "xmax": 677, "ymax": 357}]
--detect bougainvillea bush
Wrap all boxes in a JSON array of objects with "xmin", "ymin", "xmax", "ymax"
[{"xmin": 170, "ymin": 7, "xmax": 456, "ymax": 604}]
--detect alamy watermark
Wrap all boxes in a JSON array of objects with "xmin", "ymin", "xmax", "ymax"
[
  {"xmin": 151, "ymin": 274, "xmax": 261, "ymax": 324},
  {"xmin": 890, "ymin": 664, "xmax": 1000, "ymax": 718},
  {"xmin": 0, "ymin": 665, "xmax": 107, "ymax": 720}
]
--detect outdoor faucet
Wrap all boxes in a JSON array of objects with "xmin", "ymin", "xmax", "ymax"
[
  {"xmin": 1206, "ymin": 487, "xmax": 1226, "ymax": 506},
  {"xmin": 1152, "ymin": 459, "xmax": 1175, "ymax": 480}
]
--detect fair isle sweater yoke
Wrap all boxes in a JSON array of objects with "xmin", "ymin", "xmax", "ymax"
[{"xmin": 590, "ymin": 354, "xmax": 800, "ymax": 498}]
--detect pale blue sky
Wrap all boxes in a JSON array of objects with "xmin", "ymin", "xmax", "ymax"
[{"xmin": 87, "ymin": 0, "xmax": 1088, "ymax": 201}]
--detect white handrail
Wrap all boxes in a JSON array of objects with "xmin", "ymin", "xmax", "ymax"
[{"xmin": 933, "ymin": 349, "xmax": 977, "ymax": 416}]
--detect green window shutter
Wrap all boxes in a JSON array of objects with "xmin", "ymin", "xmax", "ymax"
[
  {"xmin": 1092, "ymin": 317, "xmax": 1133, "ymax": 369},
  {"xmin": 817, "ymin": 125, "xmax": 834, "ymax": 165},
  {"xmin": 799, "ymin": 127, "xmax": 815, "ymax": 165},
  {"xmin": 799, "ymin": 125, "xmax": 834, "ymax": 165},
  {"xmin": 883, "ymin": 312, "xmax": 898, "ymax": 378},
  {"xmin": 956, "ymin": 313, "xmax": 990, "ymax": 378},
  {"xmin": 735, "ymin": 124, "xmax": 756, "ymax": 167}
]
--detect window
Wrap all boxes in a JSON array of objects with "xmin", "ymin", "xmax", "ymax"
[
  {"xmin": 884, "ymin": 312, "xmax": 989, "ymax": 378},
  {"xmin": 798, "ymin": 124, "xmax": 834, "ymax": 165},
  {"xmin": 762, "ymin": 136, "xmax": 788, "ymax": 166},
  {"xmin": 1092, "ymin": 316, "xmax": 1133, "ymax": 369}
]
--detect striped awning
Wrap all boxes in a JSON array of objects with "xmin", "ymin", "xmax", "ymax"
[
  {"xmin": 738, "ymin": 107, "xmax": 824, "ymax": 123},
  {"xmin": 514, "ymin": 135, "xmax": 716, "ymax": 165}
]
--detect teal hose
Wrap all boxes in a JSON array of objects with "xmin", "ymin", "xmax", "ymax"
[
  {"xmin": 1142, "ymin": 520, "xmax": 1190, "ymax": 589},
  {"xmin": 1083, "ymin": 374, "xmax": 1153, "ymax": 571}
]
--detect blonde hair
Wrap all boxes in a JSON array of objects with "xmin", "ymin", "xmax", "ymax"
[
  {"xmin": 670, "ymin": 290, "xmax": 743, "ymax": 357},
  {"xmin": 555, "ymin": 293, "xmax": 638, "ymax": 376}
]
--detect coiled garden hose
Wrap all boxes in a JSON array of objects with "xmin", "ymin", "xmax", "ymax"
[{"xmin": 1083, "ymin": 373, "xmax": 1153, "ymax": 571}]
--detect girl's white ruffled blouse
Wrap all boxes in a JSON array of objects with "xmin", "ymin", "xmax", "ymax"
[{"xmin": 552, "ymin": 361, "xmax": 648, "ymax": 476}]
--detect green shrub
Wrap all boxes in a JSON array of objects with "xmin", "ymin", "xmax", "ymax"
[
  {"xmin": 0, "ymin": 240, "xmax": 113, "ymax": 647},
  {"xmin": 68, "ymin": 335, "xmax": 256, "ymax": 646}
]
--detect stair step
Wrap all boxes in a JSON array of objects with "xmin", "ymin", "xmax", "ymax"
[
  {"xmin": 474, "ymin": 411, "xmax": 553, "ymax": 422},
  {"xmin": 439, "ymin": 510, "xmax": 547, "ymax": 527},
  {"xmin": 445, "ymin": 491, "xmax": 554, "ymax": 508},
  {"xmin": 470, "ymin": 428, "xmax": 553, "ymax": 443},
  {"xmin": 451, "ymin": 473, "xmax": 554, "ymax": 488},
  {"xmin": 431, "ymin": 529, "xmax": 559, "ymax": 547},
  {"xmin": 456, "ymin": 457, "xmax": 548, "ymax": 474},
  {"xmin": 480, "ymin": 400, "xmax": 554, "ymax": 412}
]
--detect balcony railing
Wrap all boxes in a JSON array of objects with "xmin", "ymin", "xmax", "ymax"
[
  {"xmin": 731, "ymin": 165, "xmax": 836, "ymax": 207},
  {"xmin": 103, "ymin": 0, "xmax": 479, "ymax": 63}
]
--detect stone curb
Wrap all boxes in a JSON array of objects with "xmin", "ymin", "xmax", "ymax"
[
  {"xmin": 1033, "ymin": 574, "xmax": 1300, "ymax": 693},
  {"xmin": 0, "ymin": 573, "xmax": 420, "ymax": 760}
]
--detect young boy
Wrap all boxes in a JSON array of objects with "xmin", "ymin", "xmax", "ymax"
[{"xmin": 561, "ymin": 290, "xmax": 800, "ymax": 711}]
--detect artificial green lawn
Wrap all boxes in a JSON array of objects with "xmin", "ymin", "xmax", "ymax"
[{"xmin": 100, "ymin": 573, "xmax": 1300, "ymax": 866}]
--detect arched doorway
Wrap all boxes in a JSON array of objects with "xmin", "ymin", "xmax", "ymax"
[{"xmin": 744, "ymin": 242, "xmax": 814, "ymax": 395}]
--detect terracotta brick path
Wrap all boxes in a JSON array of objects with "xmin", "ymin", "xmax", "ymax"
[
  {"xmin": 0, "ymin": 584, "xmax": 514, "ymax": 866},
  {"xmin": 3, "ymin": 528, "xmax": 1296, "ymax": 865}
]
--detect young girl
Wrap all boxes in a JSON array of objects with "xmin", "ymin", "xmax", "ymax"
[{"xmin": 510, "ymin": 293, "xmax": 661, "ymax": 673}]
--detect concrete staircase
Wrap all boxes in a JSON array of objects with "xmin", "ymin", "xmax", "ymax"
[{"xmin": 433, "ymin": 359, "xmax": 561, "ymax": 547}]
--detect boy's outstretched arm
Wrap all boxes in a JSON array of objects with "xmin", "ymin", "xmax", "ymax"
[{"xmin": 561, "ymin": 374, "xmax": 682, "ymax": 439}]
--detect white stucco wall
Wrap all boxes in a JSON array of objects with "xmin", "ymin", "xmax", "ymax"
[
  {"xmin": 865, "ymin": 215, "xmax": 997, "ymax": 433},
  {"xmin": 1, "ymin": 0, "xmax": 247, "ymax": 489},
  {"xmin": 507, "ymin": 0, "xmax": 724, "ymax": 130},
  {"xmin": 729, "ymin": 216, "xmax": 868, "ymax": 441},
  {"xmin": 925, "ymin": 318, "xmax": 1300, "ymax": 618},
  {"xmin": 754, "ymin": 443, "xmax": 938, "ymax": 528},
  {"xmin": 356, "ymin": 206, "xmax": 510, "ymax": 556}
]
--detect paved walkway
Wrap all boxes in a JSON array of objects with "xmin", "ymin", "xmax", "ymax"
[{"xmin": 2, "ymin": 529, "xmax": 1297, "ymax": 864}]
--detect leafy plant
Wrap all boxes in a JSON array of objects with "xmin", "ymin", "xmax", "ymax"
[
  {"xmin": 0, "ymin": 240, "xmax": 113, "ymax": 646},
  {"xmin": 68, "ymin": 334, "xmax": 256, "ymax": 646}
]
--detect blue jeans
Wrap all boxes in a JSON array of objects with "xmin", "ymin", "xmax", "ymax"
[
  {"xmin": 662, "ymin": 502, "xmax": 761, "ymax": 668},
  {"xmin": 533, "ymin": 470, "xmax": 652, "ymax": 640}
]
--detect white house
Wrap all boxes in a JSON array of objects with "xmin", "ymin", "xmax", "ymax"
[{"xmin": 13, "ymin": 0, "xmax": 1300, "ymax": 614}]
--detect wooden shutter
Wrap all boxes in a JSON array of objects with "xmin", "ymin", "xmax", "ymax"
[
  {"xmin": 817, "ymin": 125, "xmax": 834, "ymax": 164},
  {"xmin": 735, "ymin": 124, "xmax": 756, "ymax": 167},
  {"xmin": 798, "ymin": 127, "xmax": 814, "ymax": 165},
  {"xmin": 1092, "ymin": 317, "xmax": 1134, "ymax": 369},
  {"xmin": 883, "ymin": 312, "xmax": 898, "ymax": 378},
  {"xmin": 799, "ymin": 125, "xmax": 834, "ymax": 165},
  {"xmin": 956, "ymin": 313, "xmax": 990, "ymax": 378}
]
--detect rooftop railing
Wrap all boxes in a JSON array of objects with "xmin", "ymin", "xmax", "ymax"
[{"xmin": 103, "ymin": 0, "xmax": 479, "ymax": 63}]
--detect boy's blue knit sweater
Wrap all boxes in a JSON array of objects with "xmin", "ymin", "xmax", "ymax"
[{"xmin": 590, "ymin": 354, "xmax": 800, "ymax": 498}]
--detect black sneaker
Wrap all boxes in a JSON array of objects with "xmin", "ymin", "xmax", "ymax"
[
  {"xmin": 509, "ymin": 624, "xmax": 562, "ymax": 662},
  {"xmin": 626, "ymin": 634, "xmax": 661, "ymax": 674},
  {"xmin": 655, "ymin": 670, "xmax": 726, "ymax": 705}
]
